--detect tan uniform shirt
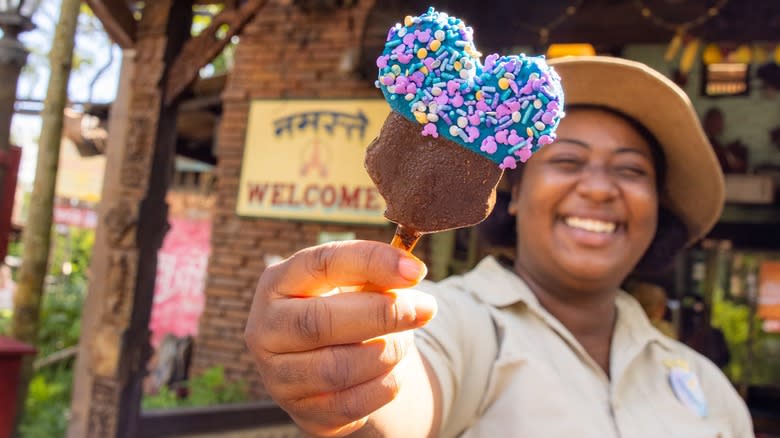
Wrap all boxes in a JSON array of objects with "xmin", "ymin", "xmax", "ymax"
[{"xmin": 415, "ymin": 257, "xmax": 753, "ymax": 438}]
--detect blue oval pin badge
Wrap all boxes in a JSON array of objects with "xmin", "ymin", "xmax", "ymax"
[{"xmin": 666, "ymin": 360, "xmax": 709, "ymax": 418}]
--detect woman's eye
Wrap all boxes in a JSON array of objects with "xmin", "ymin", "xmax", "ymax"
[
  {"xmin": 614, "ymin": 166, "xmax": 649, "ymax": 177},
  {"xmin": 550, "ymin": 157, "xmax": 584, "ymax": 170}
]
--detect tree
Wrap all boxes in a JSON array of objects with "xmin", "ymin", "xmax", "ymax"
[
  {"xmin": 10, "ymin": 0, "xmax": 82, "ymax": 432},
  {"xmin": 18, "ymin": 0, "xmax": 112, "ymax": 102}
]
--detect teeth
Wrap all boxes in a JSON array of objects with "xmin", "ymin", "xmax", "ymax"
[{"xmin": 564, "ymin": 217, "xmax": 617, "ymax": 234}]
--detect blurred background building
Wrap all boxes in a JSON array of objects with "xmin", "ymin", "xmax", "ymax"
[{"xmin": 2, "ymin": 1, "xmax": 779, "ymax": 437}]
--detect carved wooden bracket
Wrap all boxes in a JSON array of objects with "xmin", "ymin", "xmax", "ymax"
[
  {"xmin": 85, "ymin": 0, "xmax": 137, "ymax": 49},
  {"xmin": 164, "ymin": 0, "xmax": 269, "ymax": 107}
]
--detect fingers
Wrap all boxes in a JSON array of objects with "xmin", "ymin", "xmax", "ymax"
[
  {"xmin": 243, "ymin": 240, "xmax": 434, "ymax": 437},
  {"xmin": 264, "ymin": 331, "xmax": 414, "ymax": 400},
  {"xmin": 260, "ymin": 240, "xmax": 427, "ymax": 298},
  {"xmin": 256, "ymin": 289, "xmax": 437, "ymax": 353},
  {"xmin": 285, "ymin": 364, "xmax": 404, "ymax": 436}
]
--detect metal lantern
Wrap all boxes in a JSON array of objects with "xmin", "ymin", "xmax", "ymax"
[
  {"xmin": 0, "ymin": 0, "xmax": 41, "ymax": 33},
  {"xmin": 0, "ymin": 0, "xmax": 41, "ymax": 263}
]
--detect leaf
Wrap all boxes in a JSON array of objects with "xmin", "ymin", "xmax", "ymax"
[{"xmin": 142, "ymin": 366, "xmax": 249, "ymax": 409}]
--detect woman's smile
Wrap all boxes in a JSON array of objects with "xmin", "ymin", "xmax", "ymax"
[
  {"xmin": 556, "ymin": 214, "xmax": 624, "ymax": 248},
  {"xmin": 562, "ymin": 216, "xmax": 618, "ymax": 234}
]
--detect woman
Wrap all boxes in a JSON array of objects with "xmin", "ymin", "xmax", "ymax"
[{"xmin": 244, "ymin": 57, "xmax": 753, "ymax": 437}]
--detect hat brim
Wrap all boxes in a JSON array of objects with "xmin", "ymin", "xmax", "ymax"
[{"xmin": 548, "ymin": 56, "xmax": 724, "ymax": 245}]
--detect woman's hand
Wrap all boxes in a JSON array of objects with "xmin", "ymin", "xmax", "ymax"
[{"xmin": 244, "ymin": 240, "xmax": 436, "ymax": 437}]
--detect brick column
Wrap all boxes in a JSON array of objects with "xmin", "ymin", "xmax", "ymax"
[{"xmin": 190, "ymin": 0, "xmax": 433, "ymax": 395}]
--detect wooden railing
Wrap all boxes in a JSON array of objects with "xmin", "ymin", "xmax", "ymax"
[
  {"xmin": 136, "ymin": 386, "xmax": 780, "ymax": 437},
  {"xmin": 137, "ymin": 400, "xmax": 294, "ymax": 438}
]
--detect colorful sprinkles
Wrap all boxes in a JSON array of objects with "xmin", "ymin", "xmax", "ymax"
[{"xmin": 375, "ymin": 7, "xmax": 565, "ymax": 170}]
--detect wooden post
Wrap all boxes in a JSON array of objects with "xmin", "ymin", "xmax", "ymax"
[{"xmin": 67, "ymin": 2, "xmax": 192, "ymax": 437}]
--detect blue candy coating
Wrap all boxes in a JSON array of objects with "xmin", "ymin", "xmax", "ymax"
[{"xmin": 375, "ymin": 7, "xmax": 565, "ymax": 170}]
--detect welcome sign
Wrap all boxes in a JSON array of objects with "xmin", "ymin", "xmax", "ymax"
[{"xmin": 236, "ymin": 100, "xmax": 390, "ymax": 224}]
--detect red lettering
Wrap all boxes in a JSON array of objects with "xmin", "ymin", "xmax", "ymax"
[
  {"xmin": 364, "ymin": 187, "xmax": 381, "ymax": 211},
  {"xmin": 287, "ymin": 183, "xmax": 301, "ymax": 207},
  {"xmin": 304, "ymin": 185, "xmax": 318, "ymax": 207},
  {"xmin": 321, "ymin": 185, "xmax": 336, "ymax": 207},
  {"xmin": 339, "ymin": 186, "xmax": 362, "ymax": 209},
  {"xmin": 250, "ymin": 182, "xmax": 384, "ymax": 214},
  {"xmin": 247, "ymin": 183, "xmax": 269, "ymax": 203},
  {"xmin": 271, "ymin": 184, "xmax": 285, "ymax": 206}
]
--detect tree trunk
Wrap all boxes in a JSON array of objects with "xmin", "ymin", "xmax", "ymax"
[{"xmin": 10, "ymin": 0, "xmax": 82, "ymax": 432}]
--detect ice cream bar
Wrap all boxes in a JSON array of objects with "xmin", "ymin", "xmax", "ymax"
[{"xmin": 366, "ymin": 7, "xmax": 564, "ymax": 251}]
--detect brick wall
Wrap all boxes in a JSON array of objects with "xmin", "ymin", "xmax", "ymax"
[{"xmin": 190, "ymin": 0, "xmax": 430, "ymax": 396}]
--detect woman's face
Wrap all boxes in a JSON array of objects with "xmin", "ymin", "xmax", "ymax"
[{"xmin": 511, "ymin": 108, "xmax": 659, "ymax": 289}]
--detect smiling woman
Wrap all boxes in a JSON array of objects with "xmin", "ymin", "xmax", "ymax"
[
  {"xmin": 244, "ymin": 57, "xmax": 753, "ymax": 438},
  {"xmin": 483, "ymin": 103, "xmax": 689, "ymax": 276}
]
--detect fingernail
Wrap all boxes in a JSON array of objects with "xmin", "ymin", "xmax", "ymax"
[
  {"xmin": 398, "ymin": 257, "xmax": 427, "ymax": 282},
  {"xmin": 414, "ymin": 293, "xmax": 438, "ymax": 322}
]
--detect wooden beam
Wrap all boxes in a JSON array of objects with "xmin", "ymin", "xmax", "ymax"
[
  {"xmin": 67, "ymin": 1, "xmax": 193, "ymax": 436},
  {"xmin": 137, "ymin": 401, "xmax": 293, "ymax": 437},
  {"xmin": 164, "ymin": 0, "xmax": 268, "ymax": 106},
  {"xmin": 67, "ymin": 47, "xmax": 136, "ymax": 438},
  {"xmin": 86, "ymin": 0, "xmax": 137, "ymax": 48}
]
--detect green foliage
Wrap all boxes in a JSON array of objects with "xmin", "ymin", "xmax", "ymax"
[
  {"xmin": 5, "ymin": 228, "xmax": 94, "ymax": 438},
  {"xmin": 710, "ymin": 252, "xmax": 780, "ymax": 386},
  {"xmin": 712, "ymin": 298, "xmax": 757, "ymax": 382},
  {"xmin": 19, "ymin": 368, "xmax": 73, "ymax": 438},
  {"xmin": 48, "ymin": 228, "xmax": 94, "ymax": 278},
  {"xmin": 0, "ymin": 309, "xmax": 10, "ymax": 334},
  {"xmin": 0, "ymin": 274, "xmax": 84, "ymax": 351},
  {"xmin": 8, "ymin": 239, "xmax": 22, "ymax": 258},
  {"xmin": 142, "ymin": 366, "xmax": 249, "ymax": 410},
  {"xmin": 4, "ymin": 221, "xmax": 248, "ymax": 436},
  {"xmin": 190, "ymin": 3, "xmax": 236, "ymax": 78},
  {"xmin": 206, "ymin": 42, "xmax": 236, "ymax": 77},
  {"xmin": 15, "ymin": 280, "xmax": 83, "ymax": 438},
  {"xmin": 712, "ymin": 298, "xmax": 755, "ymax": 346},
  {"xmin": 191, "ymin": 4, "xmax": 225, "ymax": 36},
  {"xmin": 35, "ymin": 275, "xmax": 84, "ymax": 357}
]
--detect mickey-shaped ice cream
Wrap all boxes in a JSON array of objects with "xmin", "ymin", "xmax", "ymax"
[{"xmin": 365, "ymin": 7, "xmax": 564, "ymax": 250}]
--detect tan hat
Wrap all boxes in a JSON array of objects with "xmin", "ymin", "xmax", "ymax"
[{"xmin": 548, "ymin": 56, "xmax": 725, "ymax": 245}]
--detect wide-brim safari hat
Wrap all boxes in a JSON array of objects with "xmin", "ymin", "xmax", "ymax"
[{"xmin": 548, "ymin": 56, "xmax": 725, "ymax": 245}]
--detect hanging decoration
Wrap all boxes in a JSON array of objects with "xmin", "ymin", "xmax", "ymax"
[
  {"xmin": 632, "ymin": 0, "xmax": 729, "ymax": 32},
  {"xmin": 633, "ymin": 0, "xmax": 729, "ymax": 63},
  {"xmin": 728, "ymin": 44, "xmax": 753, "ymax": 64},
  {"xmin": 701, "ymin": 43, "xmax": 723, "ymax": 65},
  {"xmin": 679, "ymin": 38, "xmax": 701, "ymax": 75},
  {"xmin": 512, "ymin": 0, "xmax": 585, "ymax": 46},
  {"xmin": 664, "ymin": 30, "xmax": 685, "ymax": 61}
]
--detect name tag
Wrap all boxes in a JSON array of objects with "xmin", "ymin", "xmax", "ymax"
[{"xmin": 665, "ymin": 359, "xmax": 709, "ymax": 418}]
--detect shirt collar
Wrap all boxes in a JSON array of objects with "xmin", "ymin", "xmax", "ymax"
[
  {"xmin": 460, "ymin": 256, "xmax": 540, "ymax": 308},
  {"xmin": 615, "ymin": 292, "xmax": 678, "ymax": 351},
  {"xmin": 459, "ymin": 256, "xmax": 676, "ymax": 351}
]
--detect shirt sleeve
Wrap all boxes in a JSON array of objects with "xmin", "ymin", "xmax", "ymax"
[{"xmin": 413, "ymin": 278, "xmax": 499, "ymax": 438}]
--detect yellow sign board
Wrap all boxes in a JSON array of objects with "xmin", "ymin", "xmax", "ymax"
[
  {"xmin": 237, "ymin": 100, "xmax": 390, "ymax": 224},
  {"xmin": 56, "ymin": 139, "xmax": 105, "ymax": 203}
]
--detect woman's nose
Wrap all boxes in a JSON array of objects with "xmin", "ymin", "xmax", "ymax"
[{"xmin": 575, "ymin": 165, "xmax": 619, "ymax": 202}]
